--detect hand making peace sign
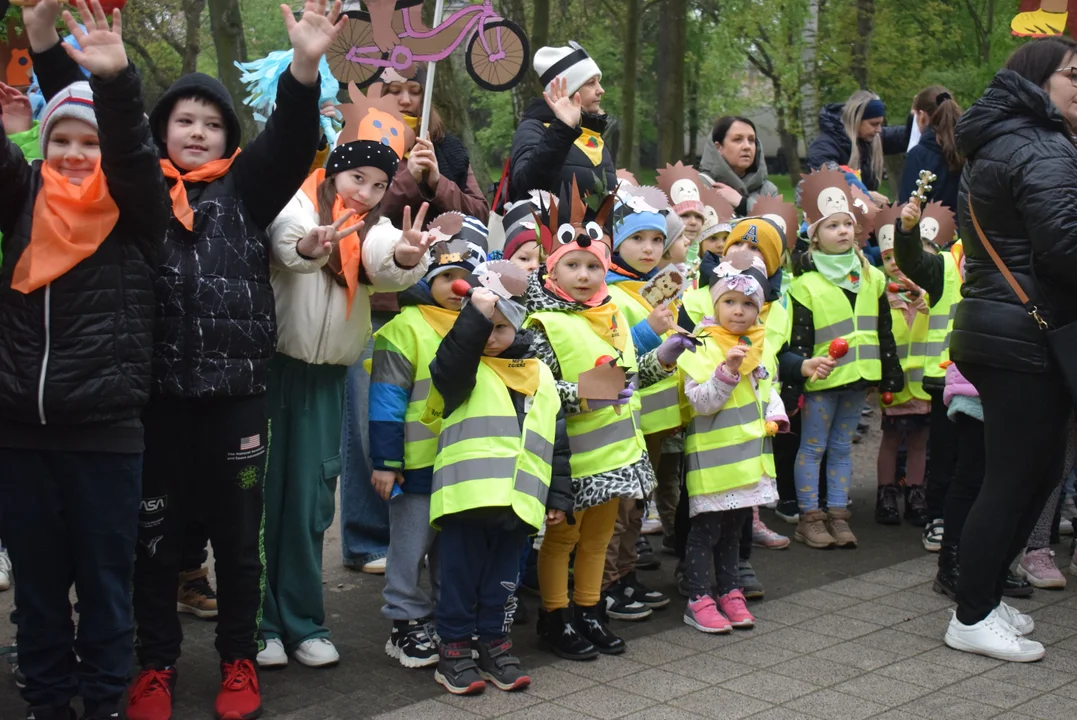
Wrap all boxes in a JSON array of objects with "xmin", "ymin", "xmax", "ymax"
[
  {"xmin": 296, "ymin": 209, "xmax": 365, "ymax": 260},
  {"xmin": 393, "ymin": 202, "xmax": 433, "ymax": 269}
]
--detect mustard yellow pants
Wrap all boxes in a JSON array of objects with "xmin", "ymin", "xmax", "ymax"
[{"xmin": 538, "ymin": 497, "xmax": 621, "ymax": 610}]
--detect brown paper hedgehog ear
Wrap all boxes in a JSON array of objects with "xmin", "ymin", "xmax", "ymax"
[
  {"xmin": 528, "ymin": 190, "xmax": 558, "ymax": 255},
  {"xmin": 798, "ymin": 168, "xmax": 854, "ymax": 226},
  {"xmin": 920, "ymin": 201, "xmax": 957, "ymax": 248},
  {"xmin": 475, "ymin": 260, "xmax": 528, "ymax": 300},
  {"xmin": 750, "ymin": 194, "xmax": 800, "ymax": 250},
  {"xmin": 873, "ymin": 203, "xmax": 905, "ymax": 255}
]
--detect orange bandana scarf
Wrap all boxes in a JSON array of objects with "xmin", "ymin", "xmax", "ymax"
[
  {"xmin": 160, "ymin": 149, "xmax": 240, "ymax": 231},
  {"xmin": 698, "ymin": 321, "xmax": 766, "ymax": 376},
  {"xmin": 300, "ymin": 168, "xmax": 367, "ymax": 318},
  {"xmin": 12, "ymin": 162, "xmax": 120, "ymax": 294}
]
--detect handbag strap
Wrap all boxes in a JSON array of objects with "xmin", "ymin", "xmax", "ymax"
[
  {"xmin": 492, "ymin": 156, "xmax": 511, "ymax": 212},
  {"xmin": 967, "ymin": 194, "xmax": 1049, "ymax": 330}
]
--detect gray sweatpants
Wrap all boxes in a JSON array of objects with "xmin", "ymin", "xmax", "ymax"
[{"xmin": 381, "ymin": 492, "xmax": 440, "ymax": 621}]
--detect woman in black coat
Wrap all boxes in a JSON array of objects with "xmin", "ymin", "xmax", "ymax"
[{"xmin": 944, "ymin": 37, "xmax": 1077, "ymax": 663}]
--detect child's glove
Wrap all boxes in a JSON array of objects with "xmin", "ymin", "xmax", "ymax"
[
  {"xmin": 585, "ymin": 383, "xmax": 635, "ymax": 410},
  {"xmin": 656, "ymin": 333, "xmax": 696, "ymax": 366}
]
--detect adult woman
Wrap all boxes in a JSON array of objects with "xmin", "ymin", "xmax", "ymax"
[
  {"xmin": 807, "ymin": 90, "xmax": 908, "ymax": 199},
  {"xmin": 898, "ymin": 86, "xmax": 963, "ymax": 212},
  {"xmin": 698, "ymin": 115, "xmax": 779, "ymax": 216},
  {"xmin": 944, "ymin": 37, "xmax": 1077, "ymax": 662}
]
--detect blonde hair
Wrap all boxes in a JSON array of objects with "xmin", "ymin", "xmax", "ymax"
[{"xmin": 841, "ymin": 90, "xmax": 884, "ymax": 186}]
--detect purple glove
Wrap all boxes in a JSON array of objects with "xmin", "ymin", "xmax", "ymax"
[
  {"xmin": 656, "ymin": 333, "xmax": 696, "ymax": 366},
  {"xmin": 586, "ymin": 383, "xmax": 636, "ymax": 411}
]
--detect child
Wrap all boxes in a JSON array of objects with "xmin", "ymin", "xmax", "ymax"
[
  {"xmin": 678, "ymin": 258, "xmax": 789, "ymax": 632},
  {"xmin": 788, "ymin": 169, "xmax": 903, "ymax": 549},
  {"xmin": 600, "ymin": 186, "xmax": 678, "ymax": 620},
  {"xmin": 873, "ymin": 204, "xmax": 934, "ymax": 527},
  {"xmin": 658, "ymin": 162, "xmax": 707, "ymax": 251},
  {"xmin": 523, "ymin": 185, "xmax": 693, "ymax": 659},
  {"xmin": 257, "ymin": 86, "xmax": 433, "ymax": 669},
  {"xmin": 0, "ymin": 4, "xmax": 170, "ymax": 718},
  {"xmin": 374, "ymin": 218, "xmax": 488, "ymax": 670},
  {"xmin": 427, "ymin": 264, "xmax": 573, "ymax": 695},
  {"xmin": 498, "ymin": 194, "xmax": 552, "ymax": 274}
]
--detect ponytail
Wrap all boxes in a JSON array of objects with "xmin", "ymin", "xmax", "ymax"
[{"xmin": 913, "ymin": 85, "xmax": 964, "ymax": 173}]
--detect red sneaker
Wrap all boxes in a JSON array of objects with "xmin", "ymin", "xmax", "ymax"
[
  {"xmin": 215, "ymin": 659, "xmax": 262, "ymax": 720},
  {"xmin": 125, "ymin": 667, "xmax": 177, "ymax": 720}
]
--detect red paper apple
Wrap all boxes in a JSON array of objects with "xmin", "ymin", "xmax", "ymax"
[
  {"xmin": 881, "ymin": 391, "xmax": 894, "ymax": 405},
  {"xmin": 828, "ymin": 338, "xmax": 849, "ymax": 360}
]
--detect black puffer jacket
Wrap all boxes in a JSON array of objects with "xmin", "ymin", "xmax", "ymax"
[
  {"xmin": 0, "ymin": 66, "xmax": 170, "ymax": 451},
  {"xmin": 951, "ymin": 69, "xmax": 1077, "ymax": 373},
  {"xmin": 148, "ymin": 70, "xmax": 320, "ymax": 397},
  {"xmin": 507, "ymin": 97, "xmax": 617, "ymax": 203},
  {"xmin": 429, "ymin": 301, "xmax": 574, "ymax": 527},
  {"xmin": 806, "ymin": 103, "xmax": 908, "ymax": 192}
]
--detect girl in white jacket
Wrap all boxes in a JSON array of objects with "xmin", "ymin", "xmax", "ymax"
[{"xmin": 258, "ymin": 95, "xmax": 433, "ymax": 669}]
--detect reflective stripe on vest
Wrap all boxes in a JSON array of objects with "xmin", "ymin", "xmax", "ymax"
[
  {"xmin": 608, "ymin": 283, "xmax": 682, "ymax": 435},
  {"xmin": 429, "ymin": 361, "xmax": 559, "ymax": 530},
  {"xmin": 677, "ymin": 336, "xmax": 777, "ymax": 496},
  {"xmin": 373, "ymin": 305, "xmax": 448, "ymax": 470},
  {"xmin": 889, "ymin": 303, "xmax": 931, "ymax": 405},
  {"xmin": 789, "ymin": 266, "xmax": 885, "ymax": 391},
  {"xmin": 525, "ymin": 309, "xmax": 645, "ymax": 478},
  {"xmin": 923, "ymin": 252, "xmax": 962, "ymax": 380}
]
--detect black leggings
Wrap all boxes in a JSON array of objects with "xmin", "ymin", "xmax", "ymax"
[
  {"xmin": 925, "ymin": 388, "xmax": 957, "ymax": 519},
  {"xmin": 943, "ymin": 414, "xmax": 985, "ymax": 555},
  {"xmin": 684, "ymin": 508, "xmax": 751, "ymax": 598},
  {"xmin": 955, "ymin": 361, "xmax": 1071, "ymax": 625}
]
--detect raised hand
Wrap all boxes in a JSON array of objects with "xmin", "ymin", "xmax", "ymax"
[
  {"xmin": 0, "ymin": 83, "xmax": 33, "ymax": 134},
  {"xmin": 543, "ymin": 76, "xmax": 582, "ymax": 129},
  {"xmin": 394, "ymin": 202, "xmax": 432, "ymax": 269},
  {"xmin": 470, "ymin": 288, "xmax": 498, "ymax": 319},
  {"xmin": 407, "ymin": 137, "xmax": 441, "ymax": 190},
  {"xmin": 62, "ymin": 0, "xmax": 127, "ymax": 80},
  {"xmin": 296, "ymin": 210, "xmax": 364, "ymax": 260},
  {"xmin": 899, "ymin": 201, "xmax": 922, "ymax": 232},
  {"xmin": 21, "ymin": 0, "xmax": 63, "ymax": 51},
  {"xmin": 646, "ymin": 304, "xmax": 674, "ymax": 336},
  {"xmin": 283, "ymin": 0, "xmax": 345, "ymax": 86}
]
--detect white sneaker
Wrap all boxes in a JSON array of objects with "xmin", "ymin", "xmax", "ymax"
[
  {"xmin": 294, "ymin": 638, "xmax": 340, "ymax": 667},
  {"xmin": 361, "ymin": 557, "xmax": 387, "ymax": 575},
  {"xmin": 257, "ymin": 637, "xmax": 288, "ymax": 668},
  {"xmin": 1061, "ymin": 517, "xmax": 1074, "ymax": 536},
  {"xmin": 0, "ymin": 550, "xmax": 11, "ymax": 591},
  {"xmin": 994, "ymin": 601, "xmax": 1035, "ymax": 636},
  {"xmin": 944, "ymin": 611, "xmax": 1044, "ymax": 662}
]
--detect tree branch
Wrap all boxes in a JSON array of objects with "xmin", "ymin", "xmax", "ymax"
[{"xmin": 124, "ymin": 36, "xmax": 174, "ymax": 90}]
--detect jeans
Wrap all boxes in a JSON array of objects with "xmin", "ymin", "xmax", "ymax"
[
  {"xmin": 795, "ymin": 388, "xmax": 866, "ymax": 512},
  {"xmin": 340, "ymin": 316, "xmax": 391, "ymax": 567}
]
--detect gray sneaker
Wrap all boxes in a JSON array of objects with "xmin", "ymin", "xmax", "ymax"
[{"xmin": 738, "ymin": 561, "xmax": 764, "ymax": 600}]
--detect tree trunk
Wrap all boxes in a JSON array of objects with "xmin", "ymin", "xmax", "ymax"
[
  {"xmin": 657, "ymin": 0, "xmax": 686, "ymax": 165},
  {"xmin": 799, "ymin": 0, "xmax": 820, "ymax": 143},
  {"xmin": 182, "ymin": 0, "xmax": 206, "ymax": 75},
  {"xmin": 774, "ymin": 81, "xmax": 802, "ymax": 180},
  {"xmin": 500, "ymin": 0, "xmax": 546, "ymax": 121},
  {"xmin": 208, "ymin": 0, "xmax": 257, "ymax": 144},
  {"xmin": 686, "ymin": 53, "xmax": 700, "ymax": 161},
  {"xmin": 981, "ymin": 0, "xmax": 995, "ymax": 65},
  {"xmin": 619, "ymin": 0, "xmax": 640, "ymax": 171},
  {"xmin": 850, "ymin": 0, "xmax": 874, "ymax": 90},
  {"xmin": 433, "ymin": 51, "xmax": 493, "ymax": 193}
]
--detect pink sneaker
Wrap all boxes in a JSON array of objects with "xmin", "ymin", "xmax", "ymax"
[
  {"xmin": 1018, "ymin": 548, "xmax": 1067, "ymax": 589},
  {"xmin": 752, "ymin": 507, "xmax": 790, "ymax": 550},
  {"xmin": 718, "ymin": 589, "xmax": 756, "ymax": 628},
  {"xmin": 683, "ymin": 595, "xmax": 732, "ymax": 634}
]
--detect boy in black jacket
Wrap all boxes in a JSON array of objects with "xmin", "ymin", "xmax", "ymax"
[
  {"xmin": 0, "ymin": 3, "xmax": 170, "ymax": 718},
  {"xmin": 428, "ymin": 271, "xmax": 572, "ymax": 696},
  {"xmin": 23, "ymin": 0, "xmax": 346, "ymax": 717}
]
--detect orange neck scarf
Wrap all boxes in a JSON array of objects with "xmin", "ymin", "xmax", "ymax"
[
  {"xmin": 12, "ymin": 162, "xmax": 120, "ymax": 294},
  {"xmin": 300, "ymin": 169, "xmax": 366, "ymax": 317},
  {"xmin": 160, "ymin": 149, "xmax": 240, "ymax": 231}
]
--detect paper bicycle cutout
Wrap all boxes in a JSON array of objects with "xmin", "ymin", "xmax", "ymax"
[{"xmin": 328, "ymin": 0, "xmax": 530, "ymax": 91}]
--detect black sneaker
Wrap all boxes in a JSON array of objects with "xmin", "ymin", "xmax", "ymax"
[
  {"xmin": 434, "ymin": 640, "xmax": 485, "ymax": 695},
  {"xmin": 1003, "ymin": 570, "xmax": 1035, "ymax": 598},
  {"xmin": 875, "ymin": 485, "xmax": 901, "ymax": 525},
  {"xmin": 636, "ymin": 536, "xmax": 660, "ymax": 570},
  {"xmin": 26, "ymin": 707, "xmax": 75, "ymax": 720},
  {"xmin": 80, "ymin": 703, "xmax": 120, "ymax": 720},
  {"xmin": 537, "ymin": 607, "xmax": 598, "ymax": 661},
  {"xmin": 386, "ymin": 618, "xmax": 439, "ymax": 668},
  {"xmin": 476, "ymin": 637, "xmax": 530, "ymax": 691},
  {"xmin": 903, "ymin": 485, "xmax": 930, "ymax": 526},
  {"xmin": 933, "ymin": 545, "xmax": 958, "ymax": 600},
  {"xmin": 603, "ymin": 581, "xmax": 653, "ymax": 621},
  {"xmin": 775, "ymin": 499, "xmax": 800, "ymax": 525},
  {"xmin": 622, "ymin": 571, "xmax": 670, "ymax": 609},
  {"xmin": 922, "ymin": 518, "xmax": 944, "ymax": 552},
  {"xmin": 573, "ymin": 603, "xmax": 626, "ymax": 655},
  {"xmin": 738, "ymin": 560, "xmax": 764, "ymax": 600}
]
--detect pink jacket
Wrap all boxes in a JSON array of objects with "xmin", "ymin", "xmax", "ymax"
[{"xmin": 943, "ymin": 363, "xmax": 979, "ymax": 407}]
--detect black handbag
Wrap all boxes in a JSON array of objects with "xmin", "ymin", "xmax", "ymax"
[{"xmin": 968, "ymin": 196, "xmax": 1077, "ymax": 406}]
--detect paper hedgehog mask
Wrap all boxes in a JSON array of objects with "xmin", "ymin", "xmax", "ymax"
[
  {"xmin": 750, "ymin": 194, "xmax": 800, "ymax": 249},
  {"xmin": 919, "ymin": 201, "xmax": 957, "ymax": 248},
  {"xmin": 530, "ymin": 176, "xmax": 618, "ymax": 253},
  {"xmin": 657, "ymin": 162, "xmax": 705, "ymax": 217}
]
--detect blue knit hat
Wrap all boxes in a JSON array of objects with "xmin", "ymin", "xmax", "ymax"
[{"xmin": 612, "ymin": 186, "xmax": 671, "ymax": 250}]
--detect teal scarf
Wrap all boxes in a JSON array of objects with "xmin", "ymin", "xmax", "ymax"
[{"xmin": 812, "ymin": 249, "xmax": 864, "ymax": 293}]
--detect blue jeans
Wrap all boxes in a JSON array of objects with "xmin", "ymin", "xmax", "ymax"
[
  {"xmin": 340, "ymin": 321, "xmax": 390, "ymax": 567},
  {"xmin": 794, "ymin": 389, "xmax": 866, "ymax": 512}
]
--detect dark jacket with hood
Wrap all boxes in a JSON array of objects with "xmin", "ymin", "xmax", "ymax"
[
  {"xmin": 430, "ymin": 301, "xmax": 574, "ymax": 528},
  {"xmin": 950, "ymin": 69, "xmax": 1077, "ymax": 373},
  {"xmin": 0, "ymin": 59, "xmax": 170, "ymax": 453},
  {"xmin": 507, "ymin": 98, "xmax": 617, "ymax": 204},
  {"xmin": 698, "ymin": 138, "xmax": 779, "ymax": 216},
  {"xmin": 898, "ymin": 128, "xmax": 960, "ymax": 213},
  {"xmin": 806, "ymin": 102, "xmax": 908, "ymax": 192}
]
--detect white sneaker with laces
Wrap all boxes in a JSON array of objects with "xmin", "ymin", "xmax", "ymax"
[
  {"xmin": 257, "ymin": 637, "xmax": 288, "ymax": 668},
  {"xmin": 994, "ymin": 601, "xmax": 1035, "ymax": 636},
  {"xmin": 361, "ymin": 557, "xmax": 387, "ymax": 575},
  {"xmin": 0, "ymin": 550, "xmax": 11, "ymax": 591},
  {"xmin": 944, "ymin": 611, "xmax": 1044, "ymax": 662},
  {"xmin": 294, "ymin": 638, "xmax": 340, "ymax": 667}
]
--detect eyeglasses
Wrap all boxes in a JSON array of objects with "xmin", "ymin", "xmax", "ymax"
[{"xmin": 1055, "ymin": 66, "xmax": 1077, "ymax": 86}]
